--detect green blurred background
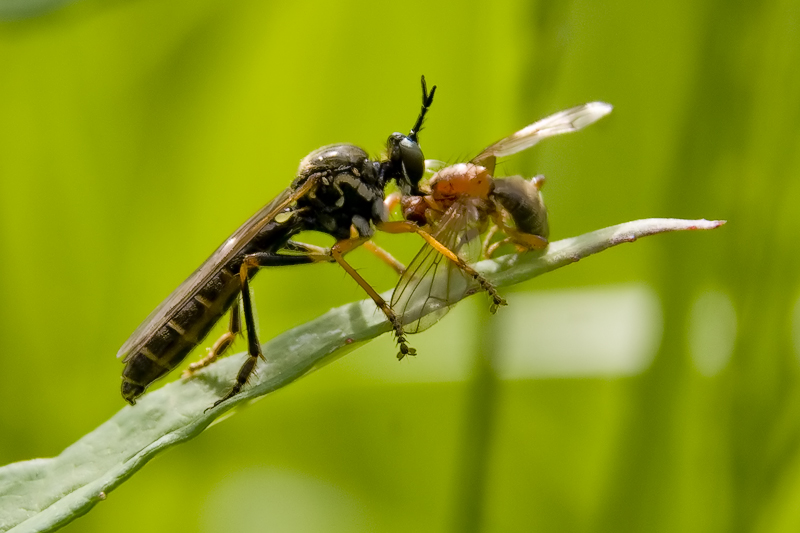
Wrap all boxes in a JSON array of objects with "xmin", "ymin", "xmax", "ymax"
[{"xmin": 2, "ymin": 0, "xmax": 800, "ymax": 531}]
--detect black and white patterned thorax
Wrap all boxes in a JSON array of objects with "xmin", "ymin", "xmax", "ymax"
[{"xmin": 293, "ymin": 143, "xmax": 388, "ymax": 240}]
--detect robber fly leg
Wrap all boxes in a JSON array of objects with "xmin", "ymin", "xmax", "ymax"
[
  {"xmin": 211, "ymin": 248, "xmax": 331, "ymax": 408},
  {"xmin": 330, "ymin": 237, "xmax": 416, "ymax": 360},
  {"xmin": 378, "ymin": 221, "xmax": 507, "ymax": 312},
  {"xmin": 284, "ymin": 240, "xmax": 335, "ymax": 258},
  {"xmin": 212, "ymin": 266, "xmax": 260, "ymax": 408},
  {"xmin": 362, "ymin": 240, "xmax": 406, "ymax": 275},
  {"xmin": 343, "ymin": 224, "xmax": 405, "ymax": 275},
  {"xmin": 384, "ymin": 191, "xmax": 402, "ymax": 212},
  {"xmin": 183, "ymin": 299, "xmax": 242, "ymax": 378}
]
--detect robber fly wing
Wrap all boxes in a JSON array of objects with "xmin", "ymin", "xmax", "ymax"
[
  {"xmin": 390, "ymin": 201, "xmax": 483, "ymax": 334},
  {"xmin": 472, "ymin": 102, "xmax": 612, "ymax": 166},
  {"xmin": 117, "ymin": 176, "xmax": 318, "ymax": 361}
]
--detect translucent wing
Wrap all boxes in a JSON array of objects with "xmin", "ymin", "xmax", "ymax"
[
  {"xmin": 116, "ymin": 176, "xmax": 318, "ymax": 361},
  {"xmin": 390, "ymin": 201, "xmax": 483, "ymax": 333},
  {"xmin": 472, "ymin": 102, "xmax": 612, "ymax": 165},
  {"xmin": 424, "ymin": 159, "xmax": 447, "ymax": 174}
]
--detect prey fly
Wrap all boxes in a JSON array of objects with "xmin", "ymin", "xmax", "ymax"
[{"xmin": 388, "ymin": 102, "xmax": 613, "ymax": 337}]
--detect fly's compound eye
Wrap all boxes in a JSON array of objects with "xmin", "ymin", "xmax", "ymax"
[
  {"xmin": 386, "ymin": 132, "xmax": 425, "ymax": 195},
  {"xmin": 398, "ymin": 137, "xmax": 424, "ymax": 187}
]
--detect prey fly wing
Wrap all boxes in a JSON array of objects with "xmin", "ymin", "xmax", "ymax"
[{"xmin": 390, "ymin": 200, "xmax": 484, "ymax": 333}]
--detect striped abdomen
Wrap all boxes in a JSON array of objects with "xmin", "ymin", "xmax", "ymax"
[
  {"xmin": 120, "ymin": 263, "xmax": 243, "ymax": 403},
  {"xmin": 119, "ymin": 217, "xmax": 301, "ymax": 404},
  {"xmin": 491, "ymin": 176, "xmax": 549, "ymax": 239}
]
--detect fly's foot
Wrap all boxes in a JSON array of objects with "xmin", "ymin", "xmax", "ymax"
[
  {"xmin": 489, "ymin": 294, "xmax": 508, "ymax": 313},
  {"xmin": 397, "ymin": 337, "xmax": 417, "ymax": 360},
  {"xmin": 389, "ymin": 317, "xmax": 416, "ymax": 360},
  {"xmin": 474, "ymin": 276, "xmax": 506, "ymax": 313},
  {"xmin": 205, "ymin": 386, "xmax": 240, "ymax": 412}
]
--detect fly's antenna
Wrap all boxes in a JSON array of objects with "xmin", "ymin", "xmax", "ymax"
[{"xmin": 408, "ymin": 76, "xmax": 436, "ymax": 143}]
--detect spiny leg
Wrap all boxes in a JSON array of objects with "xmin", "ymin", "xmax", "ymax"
[
  {"xmin": 189, "ymin": 242, "xmax": 331, "ymax": 379},
  {"xmin": 212, "ymin": 248, "xmax": 331, "ymax": 408},
  {"xmin": 378, "ymin": 220, "xmax": 507, "ymax": 312},
  {"xmin": 211, "ymin": 265, "xmax": 261, "ymax": 408},
  {"xmin": 182, "ymin": 299, "xmax": 242, "ymax": 378},
  {"xmin": 330, "ymin": 237, "xmax": 416, "ymax": 360}
]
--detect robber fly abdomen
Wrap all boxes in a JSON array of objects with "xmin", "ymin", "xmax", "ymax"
[{"xmin": 120, "ymin": 215, "xmax": 305, "ymax": 403}]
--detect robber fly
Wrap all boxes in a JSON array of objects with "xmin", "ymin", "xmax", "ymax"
[
  {"xmin": 389, "ymin": 102, "xmax": 613, "ymax": 337},
  {"xmin": 118, "ymin": 78, "xmax": 436, "ymax": 407}
]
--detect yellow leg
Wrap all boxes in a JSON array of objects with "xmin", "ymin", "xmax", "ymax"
[
  {"xmin": 384, "ymin": 191, "xmax": 402, "ymax": 212},
  {"xmin": 482, "ymin": 224, "xmax": 501, "ymax": 258},
  {"xmin": 331, "ymin": 237, "xmax": 416, "ymax": 359},
  {"xmin": 182, "ymin": 300, "xmax": 241, "ymax": 378},
  {"xmin": 485, "ymin": 214, "xmax": 548, "ymax": 257},
  {"xmin": 363, "ymin": 240, "xmax": 406, "ymax": 275},
  {"xmin": 377, "ymin": 221, "xmax": 506, "ymax": 312}
]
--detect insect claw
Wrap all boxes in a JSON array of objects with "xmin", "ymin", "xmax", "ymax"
[
  {"xmin": 396, "ymin": 338, "xmax": 417, "ymax": 360},
  {"xmin": 205, "ymin": 400, "xmax": 223, "ymax": 413},
  {"xmin": 489, "ymin": 296, "xmax": 508, "ymax": 313}
]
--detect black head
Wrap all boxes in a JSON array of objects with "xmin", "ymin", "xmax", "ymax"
[{"xmin": 383, "ymin": 76, "xmax": 436, "ymax": 196}]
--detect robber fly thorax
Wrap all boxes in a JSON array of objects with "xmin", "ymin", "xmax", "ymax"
[{"xmin": 119, "ymin": 78, "xmax": 436, "ymax": 406}]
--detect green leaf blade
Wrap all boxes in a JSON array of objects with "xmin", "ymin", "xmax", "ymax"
[{"xmin": 0, "ymin": 218, "xmax": 724, "ymax": 533}]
